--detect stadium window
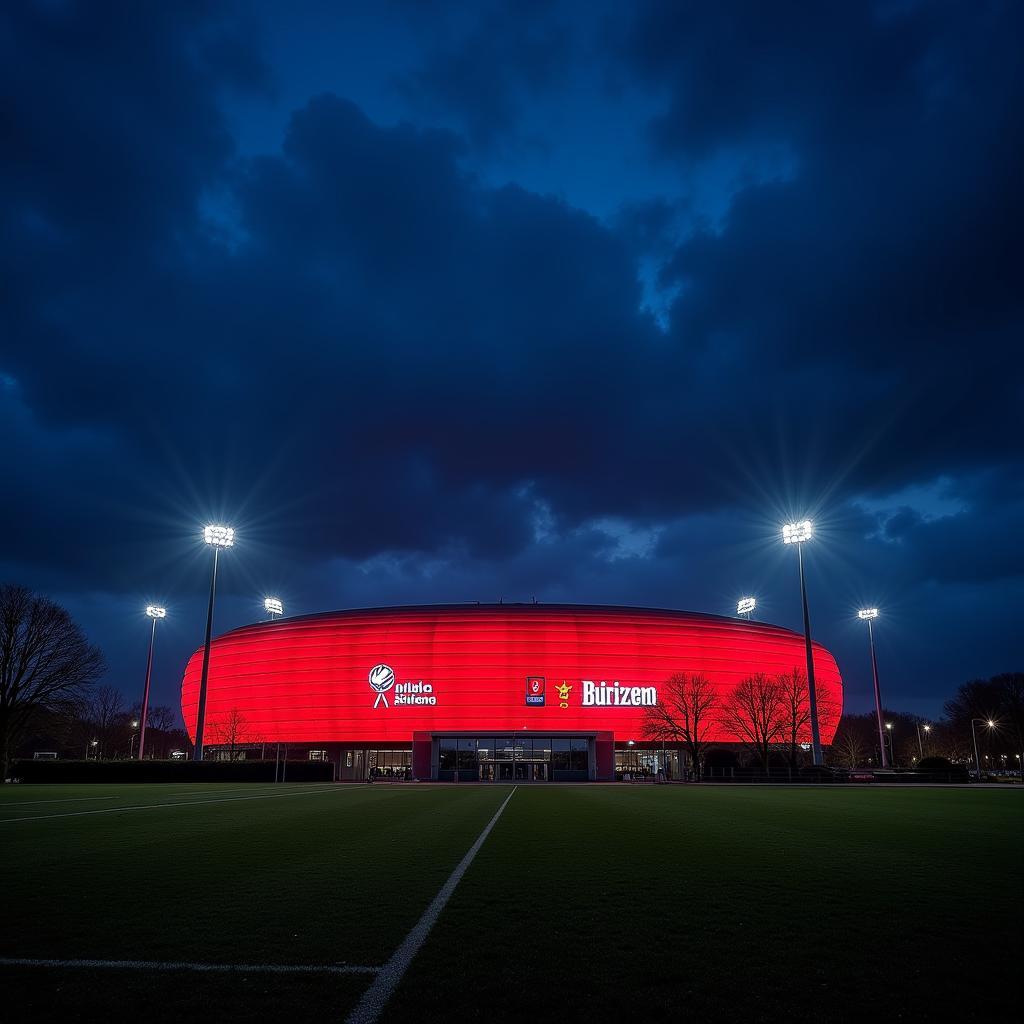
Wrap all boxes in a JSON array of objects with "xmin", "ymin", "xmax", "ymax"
[
  {"xmin": 439, "ymin": 738, "xmax": 457, "ymax": 770},
  {"xmin": 552, "ymin": 738, "xmax": 571, "ymax": 771},
  {"xmin": 493, "ymin": 737, "xmax": 515, "ymax": 761},
  {"xmin": 570, "ymin": 738, "xmax": 588, "ymax": 772},
  {"xmin": 308, "ymin": 750, "xmax": 328, "ymax": 761},
  {"xmin": 457, "ymin": 738, "xmax": 478, "ymax": 769}
]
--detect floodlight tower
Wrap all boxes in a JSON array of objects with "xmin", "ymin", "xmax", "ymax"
[
  {"xmin": 782, "ymin": 520, "xmax": 823, "ymax": 765},
  {"xmin": 264, "ymin": 597, "xmax": 283, "ymax": 620},
  {"xmin": 737, "ymin": 597, "xmax": 756, "ymax": 619},
  {"xmin": 137, "ymin": 605, "xmax": 166, "ymax": 760},
  {"xmin": 193, "ymin": 525, "xmax": 234, "ymax": 761},
  {"xmin": 858, "ymin": 608, "xmax": 888, "ymax": 768}
]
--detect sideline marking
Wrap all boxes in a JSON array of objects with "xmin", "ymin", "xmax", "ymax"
[
  {"xmin": 0, "ymin": 785, "xmax": 286, "ymax": 809},
  {"xmin": 0, "ymin": 796, "xmax": 120, "ymax": 806},
  {"xmin": 0, "ymin": 785, "xmax": 346, "ymax": 823},
  {"xmin": 346, "ymin": 786, "xmax": 518, "ymax": 1024},
  {"xmin": 0, "ymin": 956, "xmax": 377, "ymax": 975}
]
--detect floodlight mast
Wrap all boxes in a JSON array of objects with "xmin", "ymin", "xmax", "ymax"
[
  {"xmin": 265, "ymin": 597, "xmax": 283, "ymax": 619},
  {"xmin": 858, "ymin": 608, "xmax": 888, "ymax": 768},
  {"xmin": 737, "ymin": 597, "xmax": 756, "ymax": 619},
  {"xmin": 194, "ymin": 526, "xmax": 234, "ymax": 761},
  {"xmin": 137, "ymin": 605, "xmax": 166, "ymax": 759},
  {"xmin": 782, "ymin": 521, "xmax": 823, "ymax": 765}
]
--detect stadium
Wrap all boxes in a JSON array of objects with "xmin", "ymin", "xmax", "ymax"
[{"xmin": 180, "ymin": 603, "xmax": 844, "ymax": 780}]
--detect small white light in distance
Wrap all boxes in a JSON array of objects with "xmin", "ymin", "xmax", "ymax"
[
  {"xmin": 264, "ymin": 597, "xmax": 283, "ymax": 616},
  {"xmin": 203, "ymin": 525, "xmax": 234, "ymax": 547},
  {"xmin": 737, "ymin": 597, "xmax": 756, "ymax": 615},
  {"xmin": 782, "ymin": 520, "xmax": 813, "ymax": 544},
  {"xmin": 858, "ymin": 608, "xmax": 879, "ymax": 620}
]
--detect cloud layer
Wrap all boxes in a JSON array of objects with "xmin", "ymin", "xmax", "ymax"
[{"xmin": 1, "ymin": 0, "xmax": 1021, "ymax": 715}]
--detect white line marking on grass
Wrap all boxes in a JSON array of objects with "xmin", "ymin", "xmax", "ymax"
[
  {"xmin": 0, "ymin": 785, "xmax": 347, "ymax": 823},
  {"xmin": 0, "ymin": 789, "xmax": 269, "ymax": 815},
  {"xmin": 346, "ymin": 785, "xmax": 518, "ymax": 1024},
  {"xmin": 0, "ymin": 957, "xmax": 377, "ymax": 975},
  {"xmin": 0, "ymin": 786, "xmax": 281, "ymax": 808},
  {"xmin": 0, "ymin": 796, "xmax": 120, "ymax": 806}
]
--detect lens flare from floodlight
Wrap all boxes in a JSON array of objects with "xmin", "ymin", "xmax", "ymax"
[
  {"xmin": 782, "ymin": 520, "xmax": 813, "ymax": 544},
  {"xmin": 264, "ymin": 597, "xmax": 283, "ymax": 616},
  {"xmin": 146, "ymin": 605, "xmax": 166, "ymax": 619},
  {"xmin": 203, "ymin": 525, "xmax": 234, "ymax": 547},
  {"xmin": 737, "ymin": 597, "xmax": 756, "ymax": 615},
  {"xmin": 858, "ymin": 608, "xmax": 879, "ymax": 620},
  {"xmin": 987, "ymin": 719, "xmax": 995, "ymax": 728}
]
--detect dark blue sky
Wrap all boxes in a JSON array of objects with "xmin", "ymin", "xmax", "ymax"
[{"xmin": 2, "ymin": 0, "xmax": 1021, "ymax": 719}]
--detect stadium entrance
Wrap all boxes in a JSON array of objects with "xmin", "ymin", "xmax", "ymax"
[{"xmin": 427, "ymin": 733, "xmax": 610, "ymax": 782}]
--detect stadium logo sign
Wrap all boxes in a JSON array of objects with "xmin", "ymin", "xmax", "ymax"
[
  {"xmin": 581, "ymin": 680, "xmax": 657, "ymax": 707},
  {"xmin": 369, "ymin": 664, "xmax": 395, "ymax": 708},
  {"xmin": 526, "ymin": 676, "xmax": 545, "ymax": 706},
  {"xmin": 369, "ymin": 664, "xmax": 437, "ymax": 709}
]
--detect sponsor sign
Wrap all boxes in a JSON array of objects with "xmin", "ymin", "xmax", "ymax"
[
  {"xmin": 526, "ymin": 676, "xmax": 545, "ymax": 706},
  {"xmin": 581, "ymin": 680, "xmax": 657, "ymax": 707},
  {"xmin": 369, "ymin": 664, "xmax": 437, "ymax": 708}
]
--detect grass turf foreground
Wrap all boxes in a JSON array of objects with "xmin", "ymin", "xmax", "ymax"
[{"xmin": 1, "ymin": 784, "xmax": 1020, "ymax": 1022}]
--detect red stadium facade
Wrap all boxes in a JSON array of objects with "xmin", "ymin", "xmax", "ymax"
[{"xmin": 181, "ymin": 604, "xmax": 843, "ymax": 781}]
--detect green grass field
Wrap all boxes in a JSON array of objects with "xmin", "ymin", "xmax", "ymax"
[{"xmin": 2, "ymin": 783, "xmax": 1020, "ymax": 1022}]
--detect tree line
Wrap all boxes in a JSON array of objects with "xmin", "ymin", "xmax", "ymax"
[
  {"xmin": 644, "ymin": 668, "xmax": 1024, "ymax": 777},
  {"xmin": 642, "ymin": 669, "xmax": 842, "ymax": 777}
]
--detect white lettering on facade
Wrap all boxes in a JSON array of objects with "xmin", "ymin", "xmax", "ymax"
[
  {"xmin": 393, "ymin": 681, "xmax": 437, "ymax": 706},
  {"xmin": 581, "ymin": 680, "xmax": 657, "ymax": 706}
]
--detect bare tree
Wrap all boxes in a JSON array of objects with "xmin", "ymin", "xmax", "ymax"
[
  {"xmin": 134, "ymin": 705, "xmax": 178, "ymax": 758},
  {"xmin": 146, "ymin": 705, "xmax": 177, "ymax": 733},
  {"xmin": 88, "ymin": 685, "xmax": 126, "ymax": 758},
  {"xmin": 642, "ymin": 672, "xmax": 717, "ymax": 779},
  {"xmin": 210, "ymin": 708, "xmax": 250, "ymax": 761},
  {"xmin": 776, "ymin": 668, "xmax": 811, "ymax": 767},
  {"xmin": 723, "ymin": 673, "xmax": 785, "ymax": 770},
  {"xmin": 0, "ymin": 584, "xmax": 105, "ymax": 778},
  {"xmin": 829, "ymin": 716, "xmax": 872, "ymax": 768}
]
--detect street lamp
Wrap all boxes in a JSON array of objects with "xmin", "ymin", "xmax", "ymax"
[
  {"xmin": 137, "ymin": 605, "xmax": 165, "ymax": 759},
  {"xmin": 87, "ymin": 738, "xmax": 98, "ymax": 760},
  {"xmin": 858, "ymin": 608, "xmax": 888, "ymax": 768},
  {"xmin": 916, "ymin": 722, "xmax": 930, "ymax": 760},
  {"xmin": 128, "ymin": 719, "xmax": 140, "ymax": 759},
  {"xmin": 970, "ymin": 718, "xmax": 995, "ymax": 781},
  {"xmin": 782, "ymin": 520, "xmax": 822, "ymax": 765},
  {"xmin": 194, "ymin": 525, "xmax": 234, "ymax": 761},
  {"xmin": 737, "ymin": 597, "xmax": 756, "ymax": 618},
  {"xmin": 264, "ymin": 597, "xmax": 283, "ymax": 619},
  {"xmin": 885, "ymin": 722, "xmax": 895, "ymax": 767}
]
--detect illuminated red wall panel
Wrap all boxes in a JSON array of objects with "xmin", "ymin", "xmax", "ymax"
[{"xmin": 180, "ymin": 604, "xmax": 844, "ymax": 745}]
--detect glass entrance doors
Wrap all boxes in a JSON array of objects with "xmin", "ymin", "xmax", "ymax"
[
  {"xmin": 615, "ymin": 747, "xmax": 683, "ymax": 780},
  {"xmin": 437, "ymin": 735, "xmax": 589, "ymax": 781}
]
